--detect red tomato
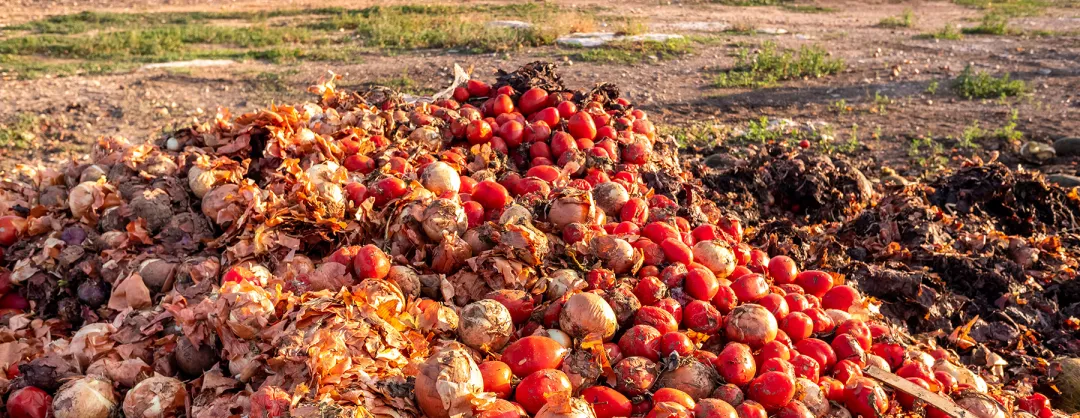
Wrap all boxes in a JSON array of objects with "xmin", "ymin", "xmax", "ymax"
[
  {"xmin": 568, "ymin": 111, "xmax": 597, "ymax": 140},
  {"xmin": 467, "ymin": 120, "xmax": 494, "ymax": 144},
  {"xmin": 653, "ymin": 388, "xmax": 696, "ymax": 410},
  {"xmin": 748, "ymin": 371, "xmax": 796, "ymax": 411},
  {"xmin": 683, "ymin": 300, "xmax": 722, "ymax": 334},
  {"xmin": 472, "ymin": 181, "xmax": 511, "ymax": 211},
  {"xmin": 794, "ymin": 338, "xmax": 837, "ymax": 372},
  {"xmin": 484, "ymin": 289, "xmax": 534, "ymax": 324},
  {"xmin": 582, "ymin": 386, "xmax": 632, "ymax": 418},
  {"xmin": 795, "ymin": 271, "xmax": 833, "ymax": 298},
  {"xmin": 467, "ymin": 80, "xmax": 491, "ymax": 97},
  {"xmin": 353, "ymin": 245, "xmax": 390, "ymax": 280},
  {"xmin": 634, "ymin": 276, "xmax": 667, "ymax": 306},
  {"xmin": 619, "ymin": 325, "xmax": 662, "ymax": 361},
  {"xmin": 492, "ymin": 94, "xmax": 514, "ymax": 115},
  {"xmin": 518, "ymin": 88, "xmax": 548, "ymax": 115},
  {"xmin": 556, "ymin": 101, "xmax": 577, "ymax": 119},
  {"xmin": 844, "ymin": 378, "xmax": 888, "ymax": 418},
  {"xmin": 734, "ymin": 400, "xmax": 767, "ymax": 418},
  {"xmin": 529, "ymin": 107, "xmax": 560, "ymax": 127},
  {"xmin": 634, "ymin": 306, "xmax": 679, "ymax": 335},
  {"xmin": 659, "ymin": 332, "xmax": 695, "ymax": 357},
  {"xmin": 821, "ymin": 285, "xmax": 861, "ymax": 312},
  {"xmin": 714, "ymin": 343, "xmax": 757, "ymax": 387},
  {"xmin": 370, "ymin": 177, "xmax": 408, "ymax": 207},
  {"xmin": 695, "ymin": 399, "xmax": 738, "ymax": 418},
  {"xmin": 711, "ymin": 285, "xmax": 739, "ymax": 314},
  {"xmin": 501, "ymin": 336, "xmax": 568, "ymax": 377},
  {"xmin": 661, "ymin": 239, "xmax": 693, "ymax": 265},
  {"xmin": 768, "ymin": 256, "xmax": 798, "ymax": 284},
  {"xmin": 515, "ymin": 369, "xmax": 571, "ymax": 414},
  {"xmin": 684, "ymin": 268, "xmax": 719, "ymax": 301},
  {"xmin": 478, "ymin": 361, "xmax": 514, "ymax": 399},
  {"xmin": 731, "ymin": 274, "xmax": 769, "ymax": 302},
  {"xmin": 0, "ymin": 216, "xmax": 26, "ymax": 247}
]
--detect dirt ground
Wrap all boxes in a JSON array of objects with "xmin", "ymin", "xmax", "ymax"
[{"xmin": 1, "ymin": 0, "xmax": 1078, "ymax": 180}]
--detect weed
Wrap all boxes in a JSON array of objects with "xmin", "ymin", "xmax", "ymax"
[
  {"xmin": 954, "ymin": 65, "xmax": 1026, "ymax": 99},
  {"xmin": 921, "ymin": 23, "xmax": 964, "ymax": 40},
  {"xmin": 714, "ymin": 41, "xmax": 845, "ymax": 88},
  {"xmin": 741, "ymin": 116, "xmax": 783, "ymax": 143},
  {"xmin": 872, "ymin": 91, "xmax": 893, "ymax": 114},
  {"xmin": 831, "ymin": 99, "xmax": 850, "ymax": 115},
  {"xmin": 838, "ymin": 124, "xmax": 861, "ymax": 153},
  {"xmin": 571, "ymin": 39, "xmax": 693, "ymax": 65},
  {"xmin": 0, "ymin": 114, "xmax": 38, "ymax": 150},
  {"xmin": 908, "ymin": 134, "xmax": 947, "ymax": 167},
  {"xmin": 963, "ymin": 13, "xmax": 1011, "ymax": 35},
  {"xmin": 994, "ymin": 109, "xmax": 1024, "ymax": 142},
  {"xmin": 878, "ymin": 10, "xmax": 916, "ymax": 28},
  {"xmin": 926, "ymin": 80, "xmax": 939, "ymax": 95},
  {"xmin": 726, "ymin": 21, "xmax": 759, "ymax": 35},
  {"xmin": 959, "ymin": 120, "xmax": 984, "ymax": 148},
  {"xmin": 662, "ymin": 123, "xmax": 730, "ymax": 148},
  {"xmin": 952, "ymin": 0, "xmax": 1051, "ymax": 17}
]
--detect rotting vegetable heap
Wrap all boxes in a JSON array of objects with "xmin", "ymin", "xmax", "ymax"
[{"xmin": 0, "ymin": 62, "xmax": 1071, "ymax": 418}]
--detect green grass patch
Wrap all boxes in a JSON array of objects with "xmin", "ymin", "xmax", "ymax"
[
  {"xmin": 878, "ymin": 10, "xmax": 916, "ymax": 28},
  {"xmin": 662, "ymin": 123, "xmax": 730, "ymax": 148},
  {"xmin": 962, "ymin": 13, "xmax": 1011, "ymax": 34},
  {"xmin": 952, "ymin": 0, "xmax": 1053, "ymax": 16},
  {"xmin": 920, "ymin": 23, "xmax": 964, "ymax": 39},
  {"xmin": 713, "ymin": 41, "xmax": 845, "ymax": 88},
  {"xmin": 954, "ymin": 65, "xmax": 1026, "ymax": 99},
  {"xmin": 570, "ymin": 39, "xmax": 693, "ymax": 65},
  {"xmin": 0, "ymin": 114, "xmax": 38, "ymax": 150}
]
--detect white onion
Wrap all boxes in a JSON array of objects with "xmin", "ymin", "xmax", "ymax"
[
  {"xmin": 414, "ymin": 343, "xmax": 484, "ymax": 418},
  {"xmin": 591, "ymin": 182, "xmax": 629, "ymax": 216},
  {"xmin": 559, "ymin": 292, "xmax": 618, "ymax": 340},
  {"xmin": 549, "ymin": 192, "xmax": 597, "ymax": 230},
  {"xmin": 824, "ymin": 309, "xmax": 852, "ymax": 325},
  {"xmin": 956, "ymin": 392, "xmax": 1006, "ymax": 418},
  {"xmin": 535, "ymin": 396, "xmax": 597, "ymax": 418},
  {"xmin": 458, "ymin": 300, "xmax": 513, "ymax": 352},
  {"xmin": 590, "ymin": 236, "xmax": 635, "ymax": 274},
  {"xmin": 499, "ymin": 204, "xmax": 533, "ymax": 225},
  {"xmin": 422, "ymin": 199, "xmax": 467, "ymax": 242},
  {"xmin": 866, "ymin": 354, "xmax": 890, "ymax": 372},
  {"xmin": 546, "ymin": 269, "xmax": 584, "ymax": 301},
  {"xmin": 544, "ymin": 329, "xmax": 573, "ymax": 349},
  {"xmin": 421, "ymin": 161, "xmax": 461, "ymax": 195},
  {"xmin": 693, "ymin": 240, "xmax": 736, "ymax": 278}
]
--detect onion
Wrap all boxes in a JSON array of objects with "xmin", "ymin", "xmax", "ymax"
[
  {"xmin": 824, "ymin": 405, "xmax": 854, "ymax": 418},
  {"xmin": 464, "ymin": 224, "xmax": 497, "ymax": 253},
  {"xmin": 431, "ymin": 234, "xmax": 472, "ymax": 275},
  {"xmin": 693, "ymin": 240, "xmax": 736, "ymax": 278},
  {"xmin": 221, "ymin": 281, "xmax": 276, "ymax": 339},
  {"xmin": 548, "ymin": 191, "xmax": 597, "ymax": 230},
  {"xmin": 956, "ymin": 392, "xmax": 1006, "ymax": 418},
  {"xmin": 387, "ymin": 265, "xmax": 422, "ymax": 300},
  {"xmin": 592, "ymin": 182, "xmax": 629, "ymax": 216},
  {"xmin": 824, "ymin": 309, "xmax": 851, "ymax": 325},
  {"xmin": 458, "ymin": 300, "xmax": 513, "ymax": 352},
  {"xmin": 175, "ymin": 336, "xmax": 218, "ymax": 376},
  {"xmin": 122, "ymin": 375, "xmax": 186, "ymax": 418},
  {"xmin": 53, "ymin": 376, "xmax": 118, "ymax": 418},
  {"xmin": 589, "ymin": 236, "xmax": 635, "ymax": 274},
  {"xmin": 499, "ymin": 204, "xmax": 534, "ymax": 225},
  {"xmin": 723, "ymin": 304, "xmax": 778, "ymax": 348},
  {"xmin": 546, "ymin": 269, "xmax": 584, "ymax": 301},
  {"xmin": 559, "ymin": 292, "xmax": 618, "ymax": 340},
  {"xmin": 794, "ymin": 377, "xmax": 829, "ymax": 416},
  {"xmin": 79, "ymin": 165, "xmax": 108, "ymax": 183},
  {"xmin": 656, "ymin": 359, "xmax": 720, "ymax": 400},
  {"xmin": 544, "ymin": 329, "xmax": 573, "ymax": 349},
  {"xmin": 561, "ymin": 348, "xmax": 603, "ymax": 393},
  {"xmin": 188, "ymin": 166, "xmax": 219, "ymax": 198},
  {"xmin": 201, "ymin": 184, "xmax": 242, "ymax": 225},
  {"xmin": 421, "ymin": 161, "xmax": 461, "ymax": 195},
  {"xmin": 866, "ymin": 354, "xmax": 890, "ymax": 372},
  {"xmin": 419, "ymin": 302, "xmax": 460, "ymax": 336},
  {"xmin": 353, "ymin": 278, "xmax": 406, "ymax": 318},
  {"xmin": 414, "ymin": 343, "xmax": 485, "ymax": 418},
  {"xmin": 68, "ymin": 182, "xmax": 104, "ymax": 221},
  {"xmin": 422, "ymin": 199, "xmax": 467, "ymax": 242},
  {"xmin": 535, "ymin": 396, "xmax": 597, "ymax": 418},
  {"xmin": 138, "ymin": 259, "xmax": 176, "ymax": 293},
  {"xmin": 1053, "ymin": 358, "xmax": 1080, "ymax": 412}
]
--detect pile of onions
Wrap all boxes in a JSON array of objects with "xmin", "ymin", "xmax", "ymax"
[{"xmin": 415, "ymin": 343, "xmax": 486, "ymax": 418}]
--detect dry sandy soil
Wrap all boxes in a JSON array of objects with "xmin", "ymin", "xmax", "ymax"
[{"xmin": 1, "ymin": 0, "xmax": 1078, "ymax": 179}]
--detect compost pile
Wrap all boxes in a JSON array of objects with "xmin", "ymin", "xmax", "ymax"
[{"xmin": 0, "ymin": 63, "xmax": 1073, "ymax": 418}]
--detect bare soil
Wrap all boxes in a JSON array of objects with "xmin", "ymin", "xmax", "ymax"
[{"xmin": 1, "ymin": 0, "xmax": 1078, "ymax": 179}]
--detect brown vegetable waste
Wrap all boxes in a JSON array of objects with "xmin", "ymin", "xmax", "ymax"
[{"xmin": 0, "ymin": 62, "xmax": 1074, "ymax": 418}]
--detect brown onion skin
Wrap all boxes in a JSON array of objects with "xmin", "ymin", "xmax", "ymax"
[
  {"xmin": 458, "ymin": 300, "xmax": 513, "ymax": 352},
  {"xmin": 559, "ymin": 292, "xmax": 618, "ymax": 341},
  {"xmin": 414, "ymin": 344, "xmax": 485, "ymax": 418},
  {"xmin": 724, "ymin": 304, "xmax": 778, "ymax": 349}
]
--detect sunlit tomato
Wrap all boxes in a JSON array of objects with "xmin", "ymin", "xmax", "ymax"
[
  {"xmin": 467, "ymin": 80, "xmax": 491, "ymax": 97},
  {"xmin": 453, "ymin": 87, "xmax": 470, "ymax": 102},
  {"xmin": 582, "ymin": 386, "xmax": 632, "ymax": 418},
  {"xmin": 619, "ymin": 325, "xmax": 662, "ymax": 361},
  {"xmin": 654, "ymin": 298, "xmax": 684, "ymax": 324},
  {"xmin": 499, "ymin": 120, "xmax": 525, "ymax": 147},
  {"xmin": 695, "ymin": 399, "xmax": 738, "ymax": 418},
  {"xmin": 821, "ymin": 285, "xmax": 861, "ymax": 312},
  {"xmin": 795, "ymin": 271, "xmax": 833, "ymax": 298},
  {"xmin": 711, "ymin": 285, "xmax": 739, "ymax": 314},
  {"xmin": 685, "ymin": 267, "xmax": 719, "ymax": 301},
  {"xmin": 518, "ymin": 88, "xmax": 548, "ymax": 115},
  {"xmin": 485, "ymin": 289, "xmax": 535, "ymax": 324},
  {"xmin": 343, "ymin": 155, "xmax": 375, "ymax": 173},
  {"xmin": 661, "ymin": 239, "xmax": 693, "ymax": 265},
  {"xmin": 634, "ymin": 306, "xmax": 679, "ymax": 335},
  {"xmin": 463, "ymin": 201, "xmax": 485, "ymax": 228},
  {"xmin": 370, "ymin": 177, "xmax": 408, "ymax": 207},
  {"xmin": 473, "ymin": 181, "xmax": 511, "ymax": 210},
  {"xmin": 714, "ymin": 342, "xmax": 757, "ymax": 387},
  {"xmin": 683, "ymin": 300, "xmax": 723, "ymax": 334},
  {"xmin": 634, "ymin": 276, "xmax": 667, "ymax": 306},
  {"xmin": 748, "ymin": 371, "xmax": 796, "ymax": 411},
  {"xmin": 734, "ymin": 400, "xmax": 767, "ymax": 418},
  {"xmin": 353, "ymin": 245, "xmax": 390, "ymax": 280},
  {"xmin": 790, "ymin": 354, "xmax": 820, "ymax": 382},
  {"xmin": 492, "ymin": 94, "xmax": 514, "ymax": 115},
  {"xmin": 479, "ymin": 361, "xmax": 514, "ymax": 399},
  {"xmin": 731, "ymin": 274, "xmax": 769, "ymax": 303},
  {"xmin": 515, "ymin": 369, "xmax": 571, "ymax": 414},
  {"xmin": 568, "ymin": 111, "xmax": 597, "ymax": 140},
  {"xmin": 803, "ymin": 308, "xmax": 835, "ymax": 334},
  {"xmin": 659, "ymin": 332, "xmax": 695, "ymax": 357},
  {"xmin": 556, "ymin": 101, "xmax": 577, "ymax": 119},
  {"xmin": 784, "ymin": 293, "xmax": 812, "ymax": 313},
  {"xmin": 467, "ymin": 120, "xmax": 494, "ymax": 144},
  {"xmin": 836, "ymin": 319, "xmax": 872, "ymax": 350},
  {"xmin": 844, "ymin": 378, "xmax": 888, "ymax": 418},
  {"xmin": 768, "ymin": 256, "xmax": 798, "ymax": 284},
  {"xmin": 832, "ymin": 359, "xmax": 863, "ymax": 385},
  {"xmin": 794, "ymin": 338, "xmax": 837, "ymax": 372},
  {"xmin": 501, "ymin": 336, "xmax": 568, "ymax": 377},
  {"xmin": 621, "ymin": 198, "xmax": 650, "ymax": 225},
  {"xmin": 758, "ymin": 293, "xmax": 790, "ymax": 320},
  {"xmin": 870, "ymin": 342, "xmax": 906, "ymax": 370},
  {"xmin": 759, "ymin": 357, "xmax": 794, "ymax": 377}
]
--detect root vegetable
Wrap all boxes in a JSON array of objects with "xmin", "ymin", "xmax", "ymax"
[
  {"xmin": 122, "ymin": 375, "xmax": 186, "ymax": 418},
  {"xmin": 415, "ymin": 343, "xmax": 485, "ymax": 418},
  {"xmin": 590, "ymin": 236, "xmax": 635, "ymax": 274},
  {"xmin": 694, "ymin": 241, "xmax": 736, "ymax": 278},
  {"xmin": 52, "ymin": 376, "xmax": 117, "ymax": 418},
  {"xmin": 174, "ymin": 336, "xmax": 218, "ymax": 376},
  {"xmin": 657, "ymin": 359, "xmax": 720, "ymax": 400},
  {"xmin": 724, "ymin": 304, "xmax": 778, "ymax": 348},
  {"xmin": 592, "ymin": 182, "xmax": 629, "ymax": 216},
  {"xmin": 458, "ymin": 300, "xmax": 513, "ymax": 352},
  {"xmin": 549, "ymin": 192, "xmax": 598, "ymax": 230},
  {"xmin": 559, "ymin": 292, "xmax": 618, "ymax": 340},
  {"xmin": 535, "ymin": 396, "xmax": 596, "ymax": 418},
  {"xmin": 421, "ymin": 161, "xmax": 461, "ymax": 195}
]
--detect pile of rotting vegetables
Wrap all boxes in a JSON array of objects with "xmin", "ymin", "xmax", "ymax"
[{"xmin": 0, "ymin": 62, "xmax": 1076, "ymax": 418}]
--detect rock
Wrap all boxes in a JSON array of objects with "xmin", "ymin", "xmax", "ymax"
[
  {"xmin": 704, "ymin": 154, "xmax": 739, "ymax": 169},
  {"xmin": 486, "ymin": 20, "xmax": 532, "ymax": 29},
  {"xmin": 1020, "ymin": 141, "xmax": 1055, "ymax": 163},
  {"xmin": 556, "ymin": 32, "xmax": 684, "ymax": 48},
  {"xmin": 1053, "ymin": 137, "xmax": 1080, "ymax": 156},
  {"xmin": 1047, "ymin": 174, "xmax": 1080, "ymax": 188}
]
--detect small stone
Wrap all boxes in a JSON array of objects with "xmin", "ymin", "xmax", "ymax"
[
  {"xmin": 1047, "ymin": 174, "xmax": 1080, "ymax": 188},
  {"xmin": 1053, "ymin": 137, "xmax": 1080, "ymax": 156},
  {"xmin": 1020, "ymin": 141, "xmax": 1055, "ymax": 164}
]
